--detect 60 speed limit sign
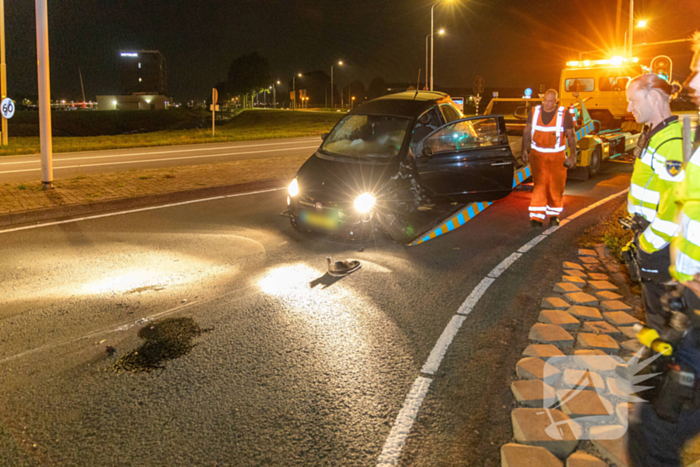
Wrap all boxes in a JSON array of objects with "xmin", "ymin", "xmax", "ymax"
[{"xmin": 1, "ymin": 98, "xmax": 15, "ymax": 119}]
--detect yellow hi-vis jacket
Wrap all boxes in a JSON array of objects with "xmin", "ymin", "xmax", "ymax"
[
  {"xmin": 671, "ymin": 144, "xmax": 700, "ymax": 282},
  {"xmin": 627, "ymin": 117, "xmax": 684, "ymax": 253}
]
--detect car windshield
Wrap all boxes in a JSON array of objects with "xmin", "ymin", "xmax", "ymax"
[{"xmin": 321, "ymin": 114, "xmax": 411, "ymax": 160}]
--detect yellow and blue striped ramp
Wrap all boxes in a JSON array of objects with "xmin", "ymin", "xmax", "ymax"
[
  {"xmin": 409, "ymin": 165, "xmax": 532, "ymax": 246},
  {"xmin": 576, "ymin": 122, "xmax": 594, "ymax": 141}
]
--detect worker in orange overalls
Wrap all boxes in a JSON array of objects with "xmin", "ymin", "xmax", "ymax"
[{"xmin": 522, "ymin": 89, "xmax": 577, "ymax": 227}]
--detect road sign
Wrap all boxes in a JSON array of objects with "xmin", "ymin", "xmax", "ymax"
[
  {"xmin": 1, "ymin": 98, "xmax": 14, "ymax": 119},
  {"xmin": 212, "ymin": 88, "xmax": 218, "ymax": 105},
  {"xmin": 211, "ymin": 88, "xmax": 218, "ymax": 137},
  {"xmin": 209, "ymin": 105, "xmax": 219, "ymax": 111}
]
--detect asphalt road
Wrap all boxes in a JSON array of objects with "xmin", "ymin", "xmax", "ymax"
[
  {"xmin": 0, "ymin": 162, "xmax": 632, "ymax": 466},
  {"xmin": 0, "ymin": 136, "xmax": 322, "ymax": 182}
]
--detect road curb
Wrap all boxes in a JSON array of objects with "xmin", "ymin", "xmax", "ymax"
[{"xmin": 0, "ymin": 178, "xmax": 287, "ymax": 228}]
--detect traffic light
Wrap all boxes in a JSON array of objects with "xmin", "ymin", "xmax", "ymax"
[{"xmin": 651, "ymin": 55, "xmax": 673, "ymax": 82}]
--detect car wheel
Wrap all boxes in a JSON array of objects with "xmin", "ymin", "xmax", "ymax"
[{"xmin": 586, "ymin": 147, "xmax": 602, "ymax": 179}]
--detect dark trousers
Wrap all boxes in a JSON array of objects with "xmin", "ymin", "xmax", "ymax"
[
  {"xmin": 628, "ymin": 291, "xmax": 700, "ymax": 466},
  {"xmin": 628, "ymin": 402, "xmax": 700, "ymax": 467},
  {"xmin": 636, "ymin": 237, "xmax": 672, "ymax": 332}
]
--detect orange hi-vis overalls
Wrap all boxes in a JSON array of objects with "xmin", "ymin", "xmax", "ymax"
[{"xmin": 528, "ymin": 105, "xmax": 568, "ymax": 222}]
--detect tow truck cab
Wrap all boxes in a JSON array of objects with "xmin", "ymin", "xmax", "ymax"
[{"xmin": 559, "ymin": 57, "xmax": 644, "ymax": 129}]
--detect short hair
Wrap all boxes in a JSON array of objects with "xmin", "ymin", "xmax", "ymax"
[
  {"xmin": 544, "ymin": 89, "xmax": 558, "ymax": 98},
  {"xmin": 627, "ymin": 73, "xmax": 682, "ymax": 100}
]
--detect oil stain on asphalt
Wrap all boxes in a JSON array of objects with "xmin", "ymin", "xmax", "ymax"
[{"xmin": 109, "ymin": 317, "xmax": 207, "ymax": 373}]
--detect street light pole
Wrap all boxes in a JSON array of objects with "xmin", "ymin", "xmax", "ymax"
[
  {"xmin": 330, "ymin": 61, "xmax": 342, "ymax": 109},
  {"xmin": 430, "ymin": 2, "xmax": 436, "ymax": 91},
  {"xmin": 36, "ymin": 0, "xmax": 53, "ymax": 189},
  {"xmin": 425, "ymin": 34, "xmax": 430, "ymax": 90},
  {"xmin": 292, "ymin": 76, "xmax": 296, "ymax": 110},
  {"xmin": 628, "ymin": 0, "xmax": 634, "ymax": 58}
]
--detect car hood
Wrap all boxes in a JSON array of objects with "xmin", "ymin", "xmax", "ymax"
[{"xmin": 295, "ymin": 153, "xmax": 399, "ymax": 205}]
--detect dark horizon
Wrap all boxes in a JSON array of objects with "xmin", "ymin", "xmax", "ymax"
[{"xmin": 5, "ymin": 0, "xmax": 699, "ymax": 103}]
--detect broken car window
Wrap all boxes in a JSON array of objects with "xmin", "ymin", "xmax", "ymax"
[
  {"xmin": 423, "ymin": 118, "xmax": 505, "ymax": 154},
  {"xmin": 321, "ymin": 114, "xmax": 411, "ymax": 160}
]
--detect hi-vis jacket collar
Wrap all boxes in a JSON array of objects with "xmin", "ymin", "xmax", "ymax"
[
  {"xmin": 648, "ymin": 115, "xmax": 680, "ymax": 142},
  {"xmin": 531, "ymin": 105, "xmax": 567, "ymax": 153}
]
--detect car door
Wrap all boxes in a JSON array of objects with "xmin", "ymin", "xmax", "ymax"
[{"xmin": 414, "ymin": 115, "xmax": 515, "ymax": 203}]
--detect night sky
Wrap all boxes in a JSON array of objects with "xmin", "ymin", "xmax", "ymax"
[{"xmin": 5, "ymin": 0, "xmax": 700, "ymax": 102}]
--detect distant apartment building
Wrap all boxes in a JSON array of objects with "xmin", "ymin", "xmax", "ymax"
[{"xmin": 97, "ymin": 50, "xmax": 170, "ymax": 110}]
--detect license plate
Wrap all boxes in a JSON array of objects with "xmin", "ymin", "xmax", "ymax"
[{"xmin": 300, "ymin": 210, "xmax": 339, "ymax": 230}]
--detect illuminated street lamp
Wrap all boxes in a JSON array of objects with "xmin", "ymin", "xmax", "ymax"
[
  {"xmin": 351, "ymin": 96, "xmax": 356, "ymax": 109},
  {"xmin": 425, "ymin": 28, "xmax": 445, "ymax": 90},
  {"xmin": 623, "ymin": 15, "xmax": 648, "ymax": 57},
  {"xmin": 430, "ymin": 0, "xmax": 453, "ymax": 91},
  {"xmin": 331, "ymin": 60, "xmax": 343, "ymax": 109}
]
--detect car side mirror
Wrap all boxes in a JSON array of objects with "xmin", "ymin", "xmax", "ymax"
[
  {"xmin": 321, "ymin": 132, "xmax": 329, "ymax": 141},
  {"xmin": 422, "ymin": 146, "xmax": 434, "ymax": 158}
]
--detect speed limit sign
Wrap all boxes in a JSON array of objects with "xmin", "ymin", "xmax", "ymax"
[{"xmin": 1, "ymin": 98, "xmax": 14, "ymax": 119}]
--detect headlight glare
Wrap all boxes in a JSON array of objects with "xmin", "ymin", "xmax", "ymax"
[
  {"xmin": 288, "ymin": 178, "xmax": 299, "ymax": 197},
  {"xmin": 354, "ymin": 193, "xmax": 375, "ymax": 213}
]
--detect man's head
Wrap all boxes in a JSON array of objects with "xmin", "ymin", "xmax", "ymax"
[
  {"xmin": 542, "ymin": 89, "xmax": 558, "ymax": 112},
  {"xmin": 625, "ymin": 74, "xmax": 680, "ymax": 124},
  {"xmin": 685, "ymin": 31, "xmax": 700, "ymax": 106}
]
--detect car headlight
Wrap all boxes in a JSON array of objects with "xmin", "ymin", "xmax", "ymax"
[
  {"xmin": 288, "ymin": 178, "xmax": 299, "ymax": 197},
  {"xmin": 354, "ymin": 193, "xmax": 375, "ymax": 213}
]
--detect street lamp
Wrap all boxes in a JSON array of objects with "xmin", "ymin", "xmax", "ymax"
[
  {"xmin": 331, "ymin": 60, "xmax": 343, "ymax": 109},
  {"xmin": 431, "ymin": 0, "xmax": 453, "ymax": 91},
  {"xmin": 623, "ymin": 16, "xmax": 648, "ymax": 57},
  {"xmin": 292, "ymin": 73, "xmax": 302, "ymax": 110},
  {"xmin": 425, "ymin": 28, "xmax": 445, "ymax": 90},
  {"xmin": 351, "ymin": 96, "xmax": 355, "ymax": 109}
]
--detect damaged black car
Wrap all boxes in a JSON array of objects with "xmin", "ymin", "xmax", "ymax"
[{"xmin": 285, "ymin": 91, "xmax": 516, "ymax": 243}]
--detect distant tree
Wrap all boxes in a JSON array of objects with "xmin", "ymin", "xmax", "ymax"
[
  {"xmin": 367, "ymin": 77, "xmax": 388, "ymax": 100},
  {"xmin": 226, "ymin": 52, "xmax": 271, "ymax": 98}
]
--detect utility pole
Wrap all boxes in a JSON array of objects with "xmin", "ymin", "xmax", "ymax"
[
  {"xmin": 628, "ymin": 0, "xmax": 634, "ymax": 58},
  {"xmin": 79, "ymin": 67, "xmax": 86, "ymax": 103},
  {"xmin": 0, "ymin": 0, "xmax": 8, "ymax": 145},
  {"xmin": 615, "ymin": 0, "xmax": 623, "ymax": 50},
  {"xmin": 35, "ymin": 0, "xmax": 53, "ymax": 189}
]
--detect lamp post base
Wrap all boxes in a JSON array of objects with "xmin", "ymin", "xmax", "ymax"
[{"xmin": 41, "ymin": 181, "xmax": 54, "ymax": 190}]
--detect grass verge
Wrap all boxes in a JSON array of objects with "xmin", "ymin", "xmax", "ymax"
[
  {"xmin": 576, "ymin": 199, "xmax": 633, "ymax": 261},
  {"xmin": 0, "ymin": 109, "xmax": 343, "ymax": 157}
]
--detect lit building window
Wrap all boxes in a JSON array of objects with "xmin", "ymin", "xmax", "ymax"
[{"xmin": 138, "ymin": 63, "xmax": 141, "ymax": 68}]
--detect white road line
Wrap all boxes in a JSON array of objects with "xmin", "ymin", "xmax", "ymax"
[
  {"xmin": 0, "ymin": 138, "xmax": 321, "ymax": 166},
  {"xmin": 517, "ymin": 234, "xmax": 548, "ymax": 253},
  {"xmin": 376, "ymin": 376, "xmax": 433, "ymax": 467},
  {"xmin": 421, "ymin": 314, "xmax": 467, "ymax": 375},
  {"xmin": 0, "ymin": 187, "xmax": 285, "ymax": 234},
  {"xmin": 488, "ymin": 252, "xmax": 523, "ymax": 278},
  {"xmin": 456, "ymin": 277, "xmax": 495, "ymax": 316},
  {"xmin": 378, "ymin": 188, "xmax": 628, "ymax": 466},
  {"xmin": 0, "ymin": 145, "xmax": 320, "ymax": 174}
]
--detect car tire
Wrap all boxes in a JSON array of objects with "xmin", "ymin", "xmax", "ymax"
[
  {"xmin": 290, "ymin": 215, "xmax": 300, "ymax": 231},
  {"xmin": 585, "ymin": 147, "xmax": 602, "ymax": 179}
]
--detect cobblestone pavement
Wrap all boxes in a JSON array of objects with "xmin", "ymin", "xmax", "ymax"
[
  {"xmin": 0, "ymin": 154, "xmax": 306, "ymax": 216},
  {"xmin": 502, "ymin": 245, "xmax": 700, "ymax": 467}
]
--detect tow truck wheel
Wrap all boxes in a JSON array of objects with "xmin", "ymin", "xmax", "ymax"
[{"xmin": 585, "ymin": 147, "xmax": 602, "ymax": 179}]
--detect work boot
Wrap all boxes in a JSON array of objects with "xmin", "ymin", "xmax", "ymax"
[
  {"xmin": 550, "ymin": 217, "xmax": 560, "ymax": 226},
  {"xmin": 530, "ymin": 219, "xmax": 543, "ymax": 228}
]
